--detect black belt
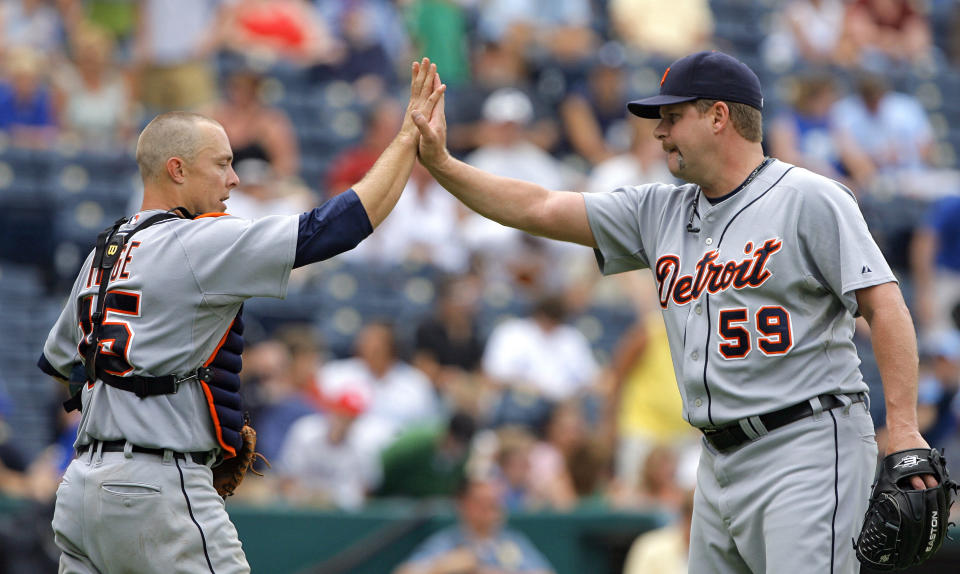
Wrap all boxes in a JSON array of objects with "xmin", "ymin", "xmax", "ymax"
[
  {"xmin": 701, "ymin": 393, "xmax": 866, "ymax": 454},
  {"xmin": 78, "ymin": 440, "xmax": 211, "ymax": 465}
]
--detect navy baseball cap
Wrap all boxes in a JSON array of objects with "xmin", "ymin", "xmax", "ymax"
[{"xmin": 627, "ymin": 51, "xmax": 763, "ymax": 119}]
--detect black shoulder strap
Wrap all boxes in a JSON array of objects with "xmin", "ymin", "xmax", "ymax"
[{"xmin": 80, "ymin": 212, "xmax": 180, "ymax": 394}]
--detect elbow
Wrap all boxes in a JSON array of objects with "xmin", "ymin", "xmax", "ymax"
[{"xmin": 858, "ymin": 282, "xmax": 911, "ymax": 325}]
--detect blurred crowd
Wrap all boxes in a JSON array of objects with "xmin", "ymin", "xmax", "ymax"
[{"xmin": 2, "ymin": 0, "xmax": 960, "ymax": 572}]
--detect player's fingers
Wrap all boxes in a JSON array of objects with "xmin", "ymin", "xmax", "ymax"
[
  {"xmin": 409, "ymin": 61, "xmax": 420, "ymax": 94},
  {"xmin": 422, "ymin": 83, "xmax": 446, "ymax": 117},
  {"xmin": 419, "ymin": 63, "xmax": 437, "ymax": 100},
  {"xmin": 439, "ymin": 93, "xmax": 448, "ymax": 125},
  {"xmin": 411, "ymin": 58, "xmax": 428, "ymax": 96},
  {"xmin": 412, "ymin": 111, "xmax": 433, "ymax": 137},
  {"xmin": 416, "ymin": 58, "xmax": 431, "ymax": 96},
  {"xmin": 922, "ymin": 474, "xmax": 939, "ymax": 489}
]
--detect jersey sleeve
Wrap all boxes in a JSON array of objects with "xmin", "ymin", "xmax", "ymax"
[
  {"xmin": 175, "ymin": 214, "xmax": 299, "ymax": 299},
  {"xmin": 797, "ymin": 180, "xmax": 897, "ymax": 315},
  {"xmin": 582, "ymin": 184, "xmax": 667, "ymax": 275},
  {"xmin": 39, "ymin": 252, "xmax": 94, "ymax": 378}
]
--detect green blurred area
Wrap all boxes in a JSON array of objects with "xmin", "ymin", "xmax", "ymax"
[
  {"xmin": 229, "ymin": 501, "xmax": 667, "ymax": 574},
  {"xmin": 4, "ymin": 495, "xmax": 960, "ymax": 573}
]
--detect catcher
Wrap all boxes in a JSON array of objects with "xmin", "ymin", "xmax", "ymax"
[
  {"xmin": 854, "ymin": 448, "xmax": 958, "ymax": 571},
  {"xmin": 37, "ymin": 59, "xmax": 444, "ymax": 573}
]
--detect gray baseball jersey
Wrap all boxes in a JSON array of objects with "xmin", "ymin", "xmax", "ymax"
[
  {"xmin": 42, "ymin": 210, "xmax": 298, "ymax": 452},
  {"xmin": 583, "ymin": 159, "xmax": 895, "ymax": 427}
]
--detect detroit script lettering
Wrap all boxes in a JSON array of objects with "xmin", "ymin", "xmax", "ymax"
[{"xmin": 656, "ymin": 238, "xmax": 782, "ymax": 308}]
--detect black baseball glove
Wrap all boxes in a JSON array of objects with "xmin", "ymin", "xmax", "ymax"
[{"xmin": 854, "ymin": 448, "xmax": 959, "ymax": 571}]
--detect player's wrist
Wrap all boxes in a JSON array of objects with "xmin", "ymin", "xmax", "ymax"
[
  {"xmin": 420, "ymin": 147, "xmax": 452, "ymax": 172},
  {"xmin": 395, "ymin": 127, "xmax": 420, "ymax": 148}
]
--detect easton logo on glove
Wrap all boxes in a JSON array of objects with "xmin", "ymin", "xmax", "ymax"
[
  {"xmin": 854, "ymin": 448, "xmax": 959, "ymax": 571},
  {"xmin": 893, "ymin": 454, "xmax": 926, "ymax": 470}
]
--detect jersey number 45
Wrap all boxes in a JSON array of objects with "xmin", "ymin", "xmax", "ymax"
[{"xmin": 77, "ymin": 291, "xmax": 140, "ymax": 376}]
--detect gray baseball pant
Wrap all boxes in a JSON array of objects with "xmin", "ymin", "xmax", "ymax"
[
  {"xmin": 689, "ymin": 396, "xmax": 878, "ymax": 573},
  {"xmin": 52, "ymin": 442, "xmax": 250, "ymax": 573}
]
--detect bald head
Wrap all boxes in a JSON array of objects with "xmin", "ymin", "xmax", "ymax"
[{"xmin": 136, "ymin": 112, "xmax": 224, "ymax": 183}]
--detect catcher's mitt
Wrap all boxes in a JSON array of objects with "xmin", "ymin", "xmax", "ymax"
[
  {"xmin": 854, "ymin": 448, "xmax": 959, "ymax": 571},
  {"xmin": 212, "ymin": 424, "xmax": 269, "ymax": 497}
]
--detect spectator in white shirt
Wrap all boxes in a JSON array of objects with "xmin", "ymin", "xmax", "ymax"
[
  {"xmin": 319, "ymin": 322, "xmax": 441, "ymax": 454},
  {"xmin": 277, "ymin": 388, "xmax": 377, "ymax": 509},
  {"xmin": 483, "ymin": 295, "xmax": 599, "ymax": 428}
]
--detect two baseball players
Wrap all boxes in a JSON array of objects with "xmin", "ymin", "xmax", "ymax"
[
  {"xmin": 411, "ymin": 51, "xmax": 934, "ymax": 573},
  {"xmin": 38, "ymin": 59, "xmax": 443, "ymax": 573}
]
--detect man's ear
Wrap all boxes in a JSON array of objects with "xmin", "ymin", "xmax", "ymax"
[
  {"xmin": 712, "ymin": 102, "xmax": 730, "ymax": 134},
  {"xmin": 166, "ymin": 157, "xmax": 186, "ymax": 184}
]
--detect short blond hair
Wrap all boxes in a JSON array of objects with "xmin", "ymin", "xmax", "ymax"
[
  {"xmin": 135, "ymin": 112, "xmax": 222, "ymax": 182},
  {"xmin": 695, "ymin": 99, "xmax": 763, "ymax": 143}
]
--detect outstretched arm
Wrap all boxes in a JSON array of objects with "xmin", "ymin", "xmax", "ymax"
[
  {"xmin": 856, "ymin": 282, "xmax": 936, "ymax": 489},
  {"xmin": 353, "ymin": 58, "xmax": 446, "ymax": 228},
  {"xmin": 412, "ymin": 88, "xmax": 597, "ymax": 247}
]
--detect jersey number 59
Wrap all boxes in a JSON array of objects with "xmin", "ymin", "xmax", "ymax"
[{"xmin": 717, "ymin": 306, "xmax": 793, "ymax": 359}]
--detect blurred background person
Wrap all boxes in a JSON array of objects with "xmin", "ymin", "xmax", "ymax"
[
  {"xmin": 375, "ymin": 411, "xmax": 476, "ymax": 499},
  {"xmin": 767, "ymin": 71, "xmax": 847, "ymax": 182},
  {"xmin": 460, "ymin": 89, "xmax": 583, "ymax": 292},
  {"xmin": 53, "ymin": 22, "xmax": 133, "ymax": 149},
  {"xmin": 225, "ymin": 158, "xmax": 314, "ymax": 220},
  {"xmin": 310, "ymin": 0, "xmax": 407, "ymax": 101},
  {"xmin": 277, "ymin": 386, "xmax": 376, "ymax": 510},
  {"xmin": 526, "ymin": 401, "xmax": 585, "ymax": 511},
  {"xmin": 764, "ymin": 0, "xmax": 857, "ymax": 70},
  {"xmin": 207, "ymin": 68, "xmax": 301, "ymax": 181},
  {"xmin": 343, "ymin": 162, "xmax": 469, "ymax": 270},
  {"xmin": 586, "ymin": 116, "xmax": 674, "ymax": 194},
  {"xmin": 608, "ymin": 0, "xmax": 713, "ymax": 60},
  {"xmin": 845, "ymin": 0, "xmax": 933, "ymax": 68},
  {"xmin": 326, "ymin": 97, "xmax": 404, "ymax": 197},
  {"xmin": 0, "ymin": 0, "xmax": 65, "ymax": 58},
  {"xmin": 602, "ymin": 315, "xmax": 698, "ymax": 496},
  {"xmin": 401, "ymin": 0, "xmax": 470, "ymax": 88},
  {"xmin": 132, "ymin": 0, "xmax": 218, "ymax": 112},
  {"xmin": 413, "ymin": 274, "xmax": 488, "ymax": 415},
  {"xmin": 474, "ymin": 0, "xmax": 595, "ymax": 67},
  {"xmin": 621, "ymin": 488, "xmax": 695, "ymax": 574},
  {"xmin": 490, "ymin": 426, "xmax": 536, "ymax": 512},
  {"xmin": 319, "ymin": 321, "xmax": 441, "ymax": 457},
  {"xmin": 210, "ymin": 0, "xmax": 340, "ymax": 67},
  {"xmin": 910, "ymin": 194, "xmax": 960, "ymax": 336},
  {"xmin": 483, "ymin": 295, "xmax": 599, "ymax": 430},
  {"xmin": 243, "ymin": 337, "xmax": 319, "ymax": 476},
  {"xmin": 917, "ymin": 331, "xmax": 960, "ymax": 449},
  {"xmin": 0, "ymin": 46, "xmax": 58, "ymax": 148},
  {"xmin": 558, "ymin": 44, "xmax": 632, "ymax": 167},
  {"xmin": 831, "ymin": 70, "xmax": 937, "ymax": 193},
  {"xmin": 444, "ymin": 41, "xmax": 558, "ymax": 155},
  {"xmin": 393, "ymin": 477, "xmax": 556, "ymax": 574}
]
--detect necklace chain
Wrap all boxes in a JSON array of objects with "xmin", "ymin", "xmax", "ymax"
[{"xmin": 742, "ymin": 157, "xmax": 770, "ymax": 190}]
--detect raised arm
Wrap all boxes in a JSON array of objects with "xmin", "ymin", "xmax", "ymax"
[
  {"xmin": 353, "ymin": 58, "xmax": 445, "ymax": 228},
  {"xmin": 412, "ymin": 87, "xmax": 597, "ymax": 248}
]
